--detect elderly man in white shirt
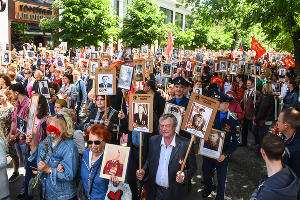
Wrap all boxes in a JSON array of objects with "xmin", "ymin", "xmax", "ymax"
[{"xmin": 136, "ymin": 114, "xmax": 197, "ymax": 200}]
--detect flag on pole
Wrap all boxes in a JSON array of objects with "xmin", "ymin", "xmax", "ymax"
[
  {"xmin": 165, "ymin": 29, "xmax": 173, "ymax": 57},
  {"xmin": 251, "ymin": 37, "xmax": 266, "ymax": 58},
  {"xmin": 282, "ymin": 55, "xmax": 295, "ymax": 68},
  {"xmin": 240, "ymin": 42, "xmax": 245, "ymax": 54},
  {"xmin": 80, "ymin": 48, "xmax": 86, "ymax": 59}
]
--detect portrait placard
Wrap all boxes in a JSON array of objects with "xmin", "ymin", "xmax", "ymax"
[
  {"xmin": 245, "ymin": 63, "xmax": 251, "ymax": 75},
  {"xmin": 95, "ymin": 68, "xmax": 116, "ymax": 96},
  {"xmin": 17, "ymin": 116, "xmax": 27, "ymax": 135},
  {"xmin": 38, "ymin": 80, "xmax": 51, "ymax": 99},
  {"xmin": 198, "ymin": 129, "xmax": 225, "ymax": 160},
  {"xmin": 181, "ymin": 93, "xmax": 220, "ymax": 139},
  {"xmin": 26, "ymin": 95, "xmax": 40, "ymax": 136},
  {"xmin": 124, "ymin": 48, "xmax": 133, "ymax": 62},
  {"xmin": 17, "ymin": 56, "xmax": 24, "ymax": 65},
  {"xmin": 255, "ymin": 65, "xmax": 260, "ymax": 75},
  {"xmin": 2, "ymin": 51, "xmax": 11, "ymax": 65},
  {"xmin": 40, "ymin": 54, "xmax": 47, "ymax": 65},
  {"xmin": 194, "ymin": 63, "xmax": 202, "ymax": 73},
  {"xmin": 129, "ymin": 94, "xmax": 154, "ymax": 133},
  {"xmin": 145, "ymin": 59, "xmax": 153, "ymax": 73},
  {"xmin": 230, "ymin": 62, "xmax": 238, "ymax": 75},
  {"xmin": 219, "ymin": 60, "xmax": 228, "ymax": 72},
  {"xmin": 55, "ymin": 54, "xmax": 65, "ymax": 70},
  {"xmin": 163, "ymin": 103, "xmax": 185, "ymax": 135},
  {"xmin": 161, "ymin": 63, "xmax": 172, "ymax": 78},
  {"xmin": 26, "ymin": 51, "xmax": 35, "ymax": 58},
  {"xmin": 273, "ymin": 83, "xmax": 281, "ymax": 96},
  {"xmin": 100, "ymin": 144, "xmax": 130, "ymax": 182},
  {"xmin": 156, "ymin": 48, "xmax": 162, "ymax": 56},
  {"xmin": 214, "ymin": 60, "xmax": 220, "ymax": 72},
  {"xmin": 250, "ymin": 64, "xmax": 255, "ymax": 75},
  {"xmin": 60, "ymin": 42, "xmax": 67, "ymax": 53},
  {"xmin": 134, "ymin": 59, "xmax": 145, "ymax": 82},
  {"xmin": 118, "ymin": 65, "xmax": 134, "ymax": 90},
  {"xmin": 141, "ymin": 45, "xmax": 148, "ymax": 57},
  {"xmin": 89, "ymin": 59, "xmax": 100, "ymax": 79}
]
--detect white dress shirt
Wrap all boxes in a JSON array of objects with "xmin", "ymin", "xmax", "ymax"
[{"xmin": 155, "ymin": 136, "xmax": 176, "ymax": 188}]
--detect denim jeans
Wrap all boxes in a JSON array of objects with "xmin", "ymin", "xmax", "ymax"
[{"xmin": 15, "ymin": 143, "xmax": 26, "ymax": 165}]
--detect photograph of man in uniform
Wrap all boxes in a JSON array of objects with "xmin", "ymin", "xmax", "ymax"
[
  {"xmin": 163, "ymin": 63, "xmax": 171, "ymax": 76},
  {"xmin": 165, "ymin": 104, "xmax": 184, "ymax": 134},
  {"xmin": 118, "ymin": 65, "xmax": 133, "ymax": 90},
  {"xmin": 204, "ymin": 131, "xmax": 220, "ymax": 151},
  {"xmin": 135, "ymin": 64, "xmax": 143, "ymax": 82},
  {"xmin": 56, "ymin": 55, "xmax": 64, "ymax": 67},
  {"xmin": 191, "ymin": 107, "xmax": 207, "ymax": 132},
  {"xmin": 17, "ymin": 116, "xmax": 26, "ymax": 134},
  {"xmin": 39, "ymin": 81, "xmax": 50, "ymax": 98},
  {"xmin": 220, "ymin": 61, "xmax": 227, "ymax": 71},
  {"xmin": 99, "ymin": 75, "xmax": 112, "ymax": 88},
  {"xmin": 103, "ymin": 150, "xmax": 124, "ymax": 177},
  {"xmin": 231, "ymin": 64, "xmax": 237, "ymax": 74},
  {"xmin": 133, "ymin": 103, "xmax": 148, "ymax": 127},
  {"xmin": 145, "ymin": 61, "xmax": 152, "ymax": 71},
  {"xmin": 3, "ymin": 52, "xmax": 10, "ymax": 63},
  {"xmin": 90, "ymin": 62, "xmax": 98, "ymax": 75},
  {"xmin": 215, "ymin": 63, "xmax": 220, "ymax": 72}
]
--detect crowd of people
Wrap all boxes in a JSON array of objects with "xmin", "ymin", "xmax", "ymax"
[{"xmin": 0, "ymin": 43, "xmax": 300, "ymax": 200}]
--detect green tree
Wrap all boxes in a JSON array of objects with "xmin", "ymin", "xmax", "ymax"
[
  {"xmin": 120, "ymin": 0, "xmax": 166, "ymax": 48},
  {"xmin": 39, "ymin": 0, "xmax": 119, "ymax": 48}
]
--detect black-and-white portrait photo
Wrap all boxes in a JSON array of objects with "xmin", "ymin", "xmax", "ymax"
[
  {"xmin": 17, "ymin": 116, "xmax": 26, "ymax": 135},
  {"xmin": 220, "ymin": 61, "xmax": 227, "ymax": 72},
  {"xmin": 98, "ymin": 74, "xmax": 114, "ymax": 95},
  {"xmin": 196, "ymin": 53, "xmax": 204, "ymax": 63},
  {"xmin": 41, "ymin": 55, "xmax": 47, "ymax": 65},
  {"xmin": 250, "ymin": 64, "xmax": 255, "ymax": 75},
  {"xmin": 56, "ymin": 54, "xmax": 65, "ymax": 67},
  {"xmin": 142, "ymin": 45, "xmax": 148, "ymax": 55},
  {"xmin": 91, "ymin": 53, "xmax": 98, "ymax": 59},
  {"xmin": 272, "ymin": 83, "xmax": 281, "ymax": 96},
  {"xmin": 133, "ymin": 103, "xmax": 150, "ymax": 132},
  {"xmin": 135, "ymin": 64, "xmax": 144, "ymax": 82},
  {"xmin": 26, "ymin": 95, "xmax": 39, "ymax": 136},
  {"xmin": 185, "ymin": 102, "xmax": 213, "ymax": 138},
  {"xmin": 245, "ymin": 64, "xmax": 251, "ymax": 75},
  {"xmin": 230, "ymin": 64, "xmax": 237, "ymax": 75},
  {"xmin": 3, "ymin": 51, "xmax": 10, "ymax": 64},
  {"xmin": 172, "ymin": 48, "xmax": 179, "ymax": 59},
  {"xmin": 39, "ymin": 80, "xmax": 50, "ymax": 99},
  {"xmin": 90, "ymin": 61, "xmax": 98, "ymax": 78},
  {"xmin": 118, "ymin": 65, "xmax": 134, "ymax": 90},
  {"xmin": 162, "ymin": 63, "xmax": 172, "ymax": 77},
  {"xmin": 215, "ymin": 62, "xmax": 220, "ymax": 72},
  {"xmin": 156, "ymin": 48, "xmax": 162, "ymax": 56},
  {"xmin": 164, "ymin": 103, "xmax": 185, "ymax": 134},
  {"xmin": 26, "ymin": 51, "xmax": 35, "ymax": 58},
  {"xmin": 196, "ymin": 64, "xmax": 202, "ymax": 73},
  {"xmin": 145, "ymin": 60, "xmax": 152, "ymax": 72},
  {"xmin": 255, "ymin": 65, "xmax": 260, "ymax": 75},
  {"xmin": 186, "ymin": 61, "xmax": 192, "ymax": 72},
  {"xmin": 60, "ymin": 42, "xmax": 67, "ymax": 53},
  {"xmin": 199, "ymin": 129, "xmax": 225, "ymax": 160}
]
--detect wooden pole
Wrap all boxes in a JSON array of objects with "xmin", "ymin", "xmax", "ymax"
[
  {"xmin": 139, "ymin": 131, "xmax": 142, "ymax": 170},
  {"xmin": 180, "ymin": 135, "xmax": 195, "ymax": 173},
  {"xmin": 104, "ymin": 95, "xmax": 107, "ymax": 120},
  {"xmin": 117, "ymin": 96, "xmax": 124, "ymax": 141}
]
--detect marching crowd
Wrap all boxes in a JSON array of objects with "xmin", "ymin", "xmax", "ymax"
[{"xmin": 0, "ymin": 43, "xmax": 300, "ymax": 200}]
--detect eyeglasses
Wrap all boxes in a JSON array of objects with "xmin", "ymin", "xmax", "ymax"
[{"xmin": 87, "ymin": 140, "xmax": 103, "ymax": 145}]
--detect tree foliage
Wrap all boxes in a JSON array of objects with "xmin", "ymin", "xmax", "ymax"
[
  {"xmin": 39, "ymin": 0, "xmax": 119, "ymax": 48},
  {"xmin": 120, "ymin": 0, "xmax": 166, "ymax": 48}
]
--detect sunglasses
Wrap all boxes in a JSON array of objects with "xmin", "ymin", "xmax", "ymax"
[{"xmin": 87, "ymin": 140, "xmax": 103, "ymax": 145}]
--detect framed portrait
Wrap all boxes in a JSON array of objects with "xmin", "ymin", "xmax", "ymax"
[
  {"xmin": 129, "ymin": 94, "xmax": 154, "ymax": 133},
  {"xmin": 196, "ymin": 53, "xmax": 204, "ymax": 63},
  {"xmin": 194, "ymin": 63, "xmax": 202, "ymax": 74},
  {"xmin": 101, "ymin": 58, "xmax": 110, "ymax": 68},
  {"xmin": 26, "ymin": 51, "xmax": 35, "ymax": 58},
  {"xmin": 230, "ymin": 62, "xmax": 238, "ymax": 75},
  {"xmin": 55, "ymin": 54, "xmax": 65, "ymax": 70},
  {"xmin": 89, "ymin": 59, "xmax": 100, "ymax": 79},
  {"xmin": 91, "ymin": 52, "xmax": 98, "ymax": 59},
  {"xmin": 163, "ymin": 103, "xmax": 185, "ymax": 135},
  {"xmin": 26, "ymin": 95, "xmax": 40, "ymax": 136},
  {"xmin": 255, "ymin": 65, "xmax": 260, "ymax": 75},
  {"xmin": 141, "ymin": 45, "xmax": 148, "ymax": 57},
  {"xmin": 181, "ymin": 93, "xmax": 220, "ymax": 139},
  {"xmin": 60, "ymin": 42, "xmax": 67, "ymax": 53},
  {"xmin": 95, "ymin": 68, "xmax": 116, "ymax": 96},
  {"xmin": 17, "ymin": 116, "xmax": 27, "ymax": 135},
  {"xmin": 278, "ymin": 68, "xmax": 286, "ymax": 76},
  {"xmin": 156, "ymin": 48, "xmax": 162, "ymax": 56},
  {"xmin": 250, "ymin": 64, "xmax": 255, "ymax": 75},
  {"xmin": 16, "ymin": 56, "xmax": 24, "ymax": 65},
  {"xmin": 124, "ymin": 48, "xmax": 133, "ymax": 62},
  {"xmin": 214, "ymin": 60, "xmax": 220, "ymax": 72},
  {"xmin": 1, "ymin": 51, "xmax": 11, "ymax": 65},
  {"xmin": 219, "ymin": 60, "xmax": 228, "ymax": 72},
  {"xmin": 172, "ymin": 48, "xmax": 179, "ymax": 59},
  {"xmin": 272, "ymin": 83, "xmax": 281, "ymax": 96},
  {"xmin": 40, "ymin": 54, "xmax": 47, "ymax": 65},
  {"xmin": 134, "ymin": 59, "xmax": 145, "ymax": 82},
  {"xmin": 38, "ymin": 80, "xmax": 50, "ymax": 99},
  {"xmin": 118, "ymin": 65, "xmax": 134, "ymax": 90},
  {"xmin": 100, "ymin": 143, "xmax": 130, "ymax": 182},
  {"xmin": 198, "ymin": 129, "xmax": 225, "ymax": 160},
  {"xmin": 161, "ymin": 63, "xmax": 172, "ymax": 78},
  {"xmin": 238, "ymin": 61, "xmax": 245, "ymax": 74},
  {"xmin": 186, "ymin": 61, "xmax": 192, "ymax": 72},
  {"xmin": 244, "ymin": 63, "xmax": 250, "ymax": 75},
  {"xmin": 145, "ymin": 59, "xmax": 153, "ymax": 73}
]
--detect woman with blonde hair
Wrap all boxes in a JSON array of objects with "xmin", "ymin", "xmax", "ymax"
[
  {"xmin": 253, "ymin": 83, "xmax": 275, "ymax": 145},
  {"xmin": 0, "ymin": 130, "xmax": 9, "ymax": 200},
  {"xmin": 26, "ymin": 109, "xmax": 79, "ymax": 200}
]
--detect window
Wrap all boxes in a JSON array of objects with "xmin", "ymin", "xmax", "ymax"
[
  {"xmin": 175, "ymin": 12, "xmax": 183, "ymax": 28},
  {"xmin": 185, "ymin": 15, "xmax": 193, "ymax": 29},
  {"xmin": 113, "ymin": 0, "xmax": 119, "ymax": 16},
  {"xmin": 160, "ymin": 7, "xmax": 173, "ymax": 24}
]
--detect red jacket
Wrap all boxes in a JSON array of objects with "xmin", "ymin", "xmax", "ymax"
[{"xmin": 228, "ymin": 102, "xmax": 244, "ymax": 121}]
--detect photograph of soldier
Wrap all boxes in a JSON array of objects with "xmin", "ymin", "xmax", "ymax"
[
  {"xmin": 99, "ymin": 75, "xmax": 112, "ymax": 88},
  {"xmin": 39, "ymin": 81, "xmax": 50, "ymax": 98},
  {"xmin": 215, "ymin": 62, "xmax": 220, "ymax": 72},
  {"xmin": 135, "ymin": 64, "xmax": 143, "ymax": 82},
  {"xmin": 164, "ymin": 103, "xmax": 185, "ymax": 134},
  {"xmin": 220, "ymin": 61, "xmax": 227, "ymax": 72},
  {"xmin": 162, "ymin": 63, "xmax": 172, "ymax": 77},
  {"xmin": 103, "ymin": 150, "xmax": 124, "ymax": 177},
  {"xmin": 145, "ymin": 60, "xmax": 152, "ymax": 71},
  {"xmin": 17, "ymin": 116, "xmax": 26, "ymax": 135},
  {"xmin": 3, "ymin": 52, "xmax": 10, "ymax": 64},
  {"xmin": 230, "ymin": 64, "xmax": 237, "ymax": 75},
  {"xmin": 133, "ymin": 103, "xmax": 148, "ymax": 127},
  {"xmin": 191, "ymin": 107, "xmax": 207, "ymax": 132},
  {"xmin": 118, "ymin": 65, "xmax": 133, "ymax": 90},
  {"xmin": 204, "ymin": 131, "xmax": 220, "ymax": 151},
  {"xmin": 90, "ymin": 61, "xmax": 98, "ymax": 76}
]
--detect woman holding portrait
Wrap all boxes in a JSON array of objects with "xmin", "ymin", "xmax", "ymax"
[{"xmin": 59, "ymin": 73, "xmax": 78, "ymax": 109}]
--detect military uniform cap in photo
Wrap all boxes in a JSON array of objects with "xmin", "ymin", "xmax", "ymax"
[{"xmin": 172, "ymin": 76, "xmax": 190, "ymax": 86}]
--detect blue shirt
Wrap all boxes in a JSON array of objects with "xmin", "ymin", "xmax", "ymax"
[
  {"xmin": 220, "ymin": 111, "xmax": 228, "ymax": 121},
  {"xmin": 175, "ymin": 98, "xmax": 182, "ymax": 105}
]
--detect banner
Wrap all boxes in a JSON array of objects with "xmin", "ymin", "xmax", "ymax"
[
  {"xmin": 251, "ymin": 37, "xmax": 266, "ymax": 58},
  {"xmin": 282, "ymin": 55, "xmax": 295, "ymax": 68},
  {"xmin": 165, "ymin": 29, "xmax": 173, "ymax": 57}
]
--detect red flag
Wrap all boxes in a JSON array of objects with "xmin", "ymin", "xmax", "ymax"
[
  {"xmin": 251, "ymin": 37, "xmax": 266, "ymax": 58},
  {"xmin": 165, "ymin": 29, "xmax": 173, "ymax": 57},
  {"xmin": 282, "ymin": 55, "xmax": 295, "ymax": 68},
  {"xmin": 80, "ymin": 48, "xmax": 86, "ymax": 59}
]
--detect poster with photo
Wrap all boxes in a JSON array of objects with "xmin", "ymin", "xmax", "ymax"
[
  {"xmin": 156, "ymin": 48, "xmax": 162, "ymax": 56},
  {"xmin": 196, "ymin": 53, "xmax": 204, "ymax": 63},
  {"xmin": 38, "ymin": 80, "xmax": 51, "ymax": 99},
  {"xmin": 198, "ymin": 129, "xmax": 225, "ymax": 160},
  {"xmin": 118, "ymin": 65, "xmax": 134, "ymax": 90},
  {"xmin": 255, "ymin": 65, "xmax": 260, "ymax": 75},
  {"xmin": 129, "ymin": 94, "xmax": 154, "ymax": 133},
  {"xmin": 17, "ymin": 116, "xmax": 27, "ymax": 135},
  {"xmin": 194, "ymin": 63, "xmax": 202, "ymax": 73},
  {"xmin": 250, "ymin": 64, "xmax": 255, "ymax": 75},
  {"xmin": 145, "ymin": 59, "xmax": 153, "ymax": 73},
  {"xmin": 134, "ymin": 59, "xmax": 145, "ymax": 82},
  {"xmin": 26, "ymin": 95, "xmax": 40, "ymax": 136},
  {"xmin": 17, "ymin": 56, "xmax": 24, "ymax": 65},
  {"xmin": 2, "ymin": 51, "xmax": 10, "ymax": 65},
  {"xmin": 60, "ymin": 42, "xmax": 67, "ymax": 53},
  {"xmin": 245, "ymin": 63, "xmax": 251, "ymax": 75},
  {"xmin": 181, "ymin": 93, "xmax": 220, "ymax": 140},
  {"xmin": 55, "ymin": 54, "xmax": 65, "ymax": 70},
  {"xmin": 230, "ymin": 63, "xmax": 238, "ymax": 75},
  {"xmin": 161, "ymin": 63, "xmax": 172, "ymax": 78},
  {"xmin": 100, "ymin": 144, "xmax": 130, "ymax": 182},
  {"xmin": 278, "ymin": 68, "xmax": 286, "ymax": 76},
  {"xmin": 124, "ymin": 48, "xmax": 133, "ymax": 62},
  {"xmin": 186, "ymin": 61, "xmax": 192, "ymax": 72},
  {"xmin": 172, "ymin": 48, "xmax": 179, "ymax": 59},
  {"xmin": 272, "ymin": 83, "xmax": 281, "ymax": 96},
  {"xmin": 26, "ymin": 51, "xmax": 35, "ymax": 58},
  {"xmin": 95, "ymin": 68, "xmax": 116, "ymax": 96},
  {"xmin": 89, "ymin": 59, "xmax": 100, "ymax": 79},
  {"xmin": 214, "ymin": 60, "xmax": 220, "ymax": 72},
  {"xmin": 163, "ymin": 103, "xmax": 185, "ymax": 135},
  {"xmin": 141, "ymin": 45, "xmax": 148, "ymax": 57},
  {"xmin": 219, "ymin": 60, "xmax": 228, "ymax": 72}
]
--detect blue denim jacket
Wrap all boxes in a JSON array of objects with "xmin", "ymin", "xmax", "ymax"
[
  {"xmin": 80, "ymin": 149, "xmax": 109, "ymax": 200},
  {"xmin": 28, "ymin": 137, "xmax": 79, "ymax": 200}
]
